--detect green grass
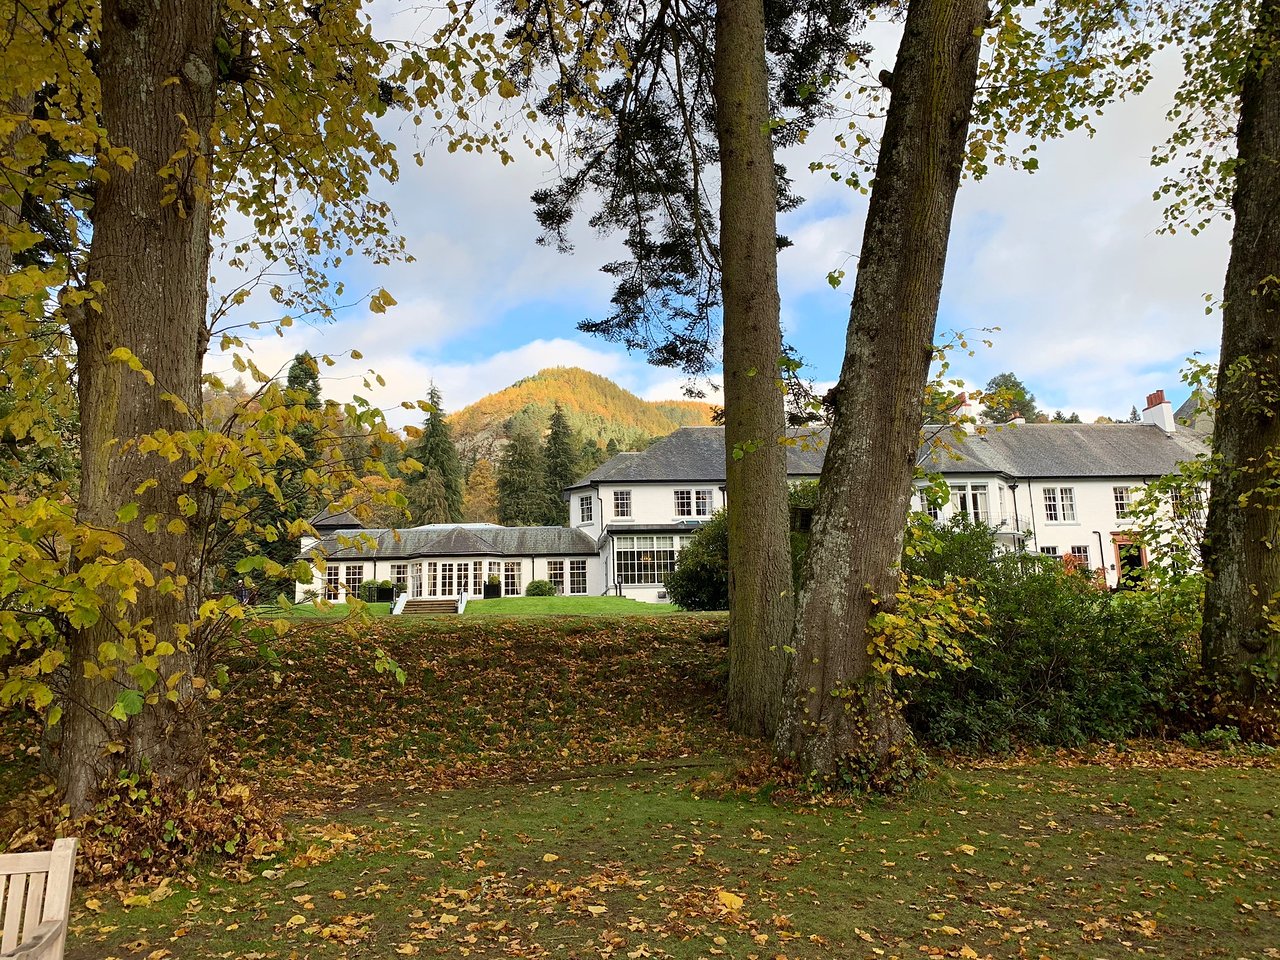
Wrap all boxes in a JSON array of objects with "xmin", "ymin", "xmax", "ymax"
[
  {"xmin": 70, "ymin": 764, "xmax": 1280, "ymax": 959},
  {"xmin": 462, "ymin": 595, "xmax": 688, "ymax": 616},
  {"xmin": 13, "ymin": 613, "xmax": 1278, "ymax": 959},
  {"xmin": 282, "ymin": 601, "xmax": 392, "ymax": 618}
]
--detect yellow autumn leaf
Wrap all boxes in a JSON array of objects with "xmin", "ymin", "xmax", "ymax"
[
  {"xmin": 717, "ymin": 890, "xmax": 744, "ymax": 911},
  {"xmin": 542, "ymin": 853, "xmax": 559, "ymax": 862},
  {"xmin": 956, "ymin": 843, "xmax": 977, "ymax": 856},
  {"xmin": 587, "ymin": 904, "xmax": 608, "ymax": 915}
]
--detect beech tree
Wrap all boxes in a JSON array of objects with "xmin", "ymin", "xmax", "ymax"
[
  {"xmin": 0, "ymin": 0, "xmax": 505, "ymax": 813},
  {"xmin": 503, "ymin": 0, "xmax": 865, "ymax": 736},
  {"xmin": 775, "ymin": 0, "xmax": 991, "ymax": 783},
  {"xmin": 773, "ymin": 0, "xmax": 1173, "ymax": 781},
  {"xmin": 1198, "ymin": 0, "xmax": 1280, "ymax": 698}
]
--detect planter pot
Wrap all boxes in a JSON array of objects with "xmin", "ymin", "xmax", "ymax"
[{"xmin": 483, "ymin": 584, "xmax": 502, "ymax": 599}]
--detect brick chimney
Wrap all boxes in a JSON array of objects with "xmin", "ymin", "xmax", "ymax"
[{"xmin": 1142, "ymin": 389, "xmax": 1176, "ymax": 433}]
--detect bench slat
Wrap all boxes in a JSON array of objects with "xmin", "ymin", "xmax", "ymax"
[
  {"xmin": 2, "ymin": 873, "xmax": 26, "ymax": 953},
  {"xmin": 0, "ymin": 856, "xmax": 50, "ymax": 878},
  {"xmin": 20, "ymin": 873, "xmax": 45, "ymax": 946}
]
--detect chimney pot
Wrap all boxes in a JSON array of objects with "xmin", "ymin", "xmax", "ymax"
[{"xmin": 1141, "ymin": 389, "xmax": 1176, "ymax": 433}]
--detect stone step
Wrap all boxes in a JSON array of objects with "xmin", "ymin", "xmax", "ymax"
[{"xmin": 400, "ymin": 599, "xmax": 460, "ymax": 615}]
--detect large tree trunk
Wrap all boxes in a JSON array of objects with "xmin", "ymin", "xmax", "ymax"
[
  {"xmin": 1200, "ymin": 0, "xmax": 1280, "ymax": 702},
  {"xmin": 714, "ymin": 0, "xmax": 793, "ymax": 738},
  {"xmin": 775, "ymin": 0, "xmax": 988, "ymax": 781},
  {"xmin": 61, "ymin": 0, "xmax": 217, "ymax": 813}
]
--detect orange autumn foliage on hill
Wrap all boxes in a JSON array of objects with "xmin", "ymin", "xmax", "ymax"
[{"xmin": 448, "ymin": 367, "xmax": 715, "ymax": 461}]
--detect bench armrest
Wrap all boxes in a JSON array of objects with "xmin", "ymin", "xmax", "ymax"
[{"xmin": 3, "ymin": 921, "xmax": 65, "ymax": 959}]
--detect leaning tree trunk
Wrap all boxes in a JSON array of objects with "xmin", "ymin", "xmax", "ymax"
[
  {"xmin": 714, "ymin": 0, "xmax": 794, "ymax": 738},
  {"xmin": 61, "ymin": 0, "xmax": 218, "ymax": 813},
  {"xmin": 775, "ymin": 0, "xmax": 988, "ymax": 782},
  {"xmin": 1200, "ymin": 0, "xmax": 1280, "ymax": 702}
]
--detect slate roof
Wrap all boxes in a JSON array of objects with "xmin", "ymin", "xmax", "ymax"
[
  {"xmin": 568, "ymin": 426, "xmax": 826, "ymax": 489},
  {"xmin": 314, "ymin": 524, "xmax": 599, "ymax": 560},
  {"xmin": 923, "ymin": 423, "xmax": 1208, "ymax": 479},
  {"xmin": 311, "ymin": 506, "xmax": 365, "ymax": 531},
  {"xmin": 568, "ymin": 422, "xmax": 1207, "ymax": 487}
]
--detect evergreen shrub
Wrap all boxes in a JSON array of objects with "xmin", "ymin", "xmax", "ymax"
[
  {"xmin": 665, "ymin": 512, "xmax": 729, "ymax": 611},
  {"xmin": 902, "ymin": 517, "xmax": 1197, "ymax": 750}
]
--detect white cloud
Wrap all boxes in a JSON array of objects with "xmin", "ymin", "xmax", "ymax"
[{"xmin": 202, "ymin": 16, "xmax": 1232, "ymax": 437}]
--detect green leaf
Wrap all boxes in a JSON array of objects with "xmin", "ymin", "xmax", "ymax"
[
  {"xmin": 117, "ymin": 502, "xmax": 139, "ymax": 523},
  {"xmin": 112, "ymin": 689, "xmax": 145, "ymax": 721}
]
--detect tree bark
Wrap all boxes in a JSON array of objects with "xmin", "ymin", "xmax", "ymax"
[
  {"xmin": 61, "ymin": 0, "xmax": 217, "ymax": 813},
  {"xmin": 775, "ymin": 0, "xmax": 988, "ymax": 781},
  {"xmin": 714, "ymin": 0, "xmax": 793, "ymax": 738},
  {"xmin": 1200, "ymin": 0, "xmax": 1280, "ymax": 701}
]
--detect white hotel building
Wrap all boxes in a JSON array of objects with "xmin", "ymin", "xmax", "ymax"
[{"xmin": 300, "ymin": 389, "xmax": 1207, "ymax": 605}]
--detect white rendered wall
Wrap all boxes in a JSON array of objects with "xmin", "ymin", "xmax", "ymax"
[
  {"xmin": 918, "ymin": 475, "xmax": 1201, "ymax": 589},
  {"xmin": 578, "ymin": 482, "xmax": 726, "ymax": 529}
]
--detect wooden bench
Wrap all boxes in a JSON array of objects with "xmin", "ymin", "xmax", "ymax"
[{"xmin": 0, "ymin": 839, "xmax": 77, "ymax": 959}]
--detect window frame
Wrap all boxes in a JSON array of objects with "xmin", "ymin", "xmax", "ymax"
[
  {"xmin": 948, "ymin": 481, "xmax": 991, "ymax": 523},
  {"xmin": 344, "ymin": 564, "xmax": 364, "ymax": 594},
  {"xmin": 1113, "ymin": 485, "xmax": 1133, "ymax": 518},
  {"xmin": 1043, "ymin": 485, "xmax": 1077, "ymax": 523},
  {"xmin": 503, "ymin": 561, "xmax": 522, "ymax": 596},
  {"xmin": 613, "ymin": 489, "xmax": 632, "ymax": 518},
  {"xmin": 695, "ymin": 489, "xmax": 713, "ymax": 516},
  {"xmin": 547, "ymin": 559, "xmax": 565, "ymax": 594},
  {"xmin": 579, "ymin": 494, "xmax": 593, "ymax": 524},
  {"xmin": 569, "ymin": 559, "xmax": 588, "ymax": 595},
  {"xmin": 613, "ymin": 534, "xmax": 678, "ymax": 586},
  {"xmin": 674, "ymin": 489, "xmax": 693, "ymax": 517},
  {"xmin": 390, "ymin": 563, "xmax": 409, "ymax": 589}
]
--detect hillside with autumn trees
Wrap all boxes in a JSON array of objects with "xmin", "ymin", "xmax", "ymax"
[{"xmin": 448, "ymin": 367, "xmax": 716, "ymax": 462}]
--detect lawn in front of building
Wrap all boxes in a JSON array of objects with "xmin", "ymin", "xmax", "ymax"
[{"xmin": 462, "ymin": 595, "xmax": 691, "ymax": 616}]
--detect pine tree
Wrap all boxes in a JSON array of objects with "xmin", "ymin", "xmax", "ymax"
[
  {"xmin": 498, "ymin": 429, "xmax": 550, "ymax": 525},
  {"xmin": 543, "ymin": 403, "xmax": 578, "ymax": 525},
  {"xmin": 1128, "ymin": 405, "xmax": 1141, "ymax": 422},
  {"xmin": 981, "ymin": 372, "xmax": 1042, "ymax": 423},
  {"xmin": 462, "ymin": 458, "xmax": 499, "ymax": 522},
  {"xmin": 408, "ymin": 385, "xmax": 464, "ymax": 524}
]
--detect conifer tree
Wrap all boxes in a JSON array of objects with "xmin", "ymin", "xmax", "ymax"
[
  {"xmin": 543, "ymin": 403, "xmax": 578, "ymax": 525},
  {"xmin": 498, "ymin": 429, "xmax": 550, "ymax": 525},
  {"xmin": 408, "ymin": 386, "xmax": 464, "ymax": 524}
]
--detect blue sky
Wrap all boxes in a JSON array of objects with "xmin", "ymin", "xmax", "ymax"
[{"xmin": 212, "ymin": 17, "xmax": 1230, "ymax": 430}]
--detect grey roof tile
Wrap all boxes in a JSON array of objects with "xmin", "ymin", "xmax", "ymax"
[
  {"xmin": 569, "ymin": 426, "xmax": 826, "ymax": 488},
  {"xmin": 568, "ymin": 422, "xmax": 1206, "ymax": 487},
  {"xmin": 314, "ymin": 524, "xmax": 598, "ymax": 560}
]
